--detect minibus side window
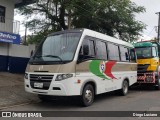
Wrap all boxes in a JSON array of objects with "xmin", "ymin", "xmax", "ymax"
[
  {"xmin": 119, "ymin": 46, "xmax": 129, "ymax": 62},
  {"xmin": 96, "ymin": 40, "xmax": 107, "ymax": 60},
  {"xmin": 108, "ymin": 43, "xmax": 120, "ymax": 61}
]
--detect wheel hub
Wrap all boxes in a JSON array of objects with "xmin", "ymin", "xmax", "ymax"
[
  {"xmin": 123, "ymin": 82, "xmax": 128, "ymax": 94},
  {"xmin": 85, "ymin": 90, "xmax": 92, "ymax": 103}
]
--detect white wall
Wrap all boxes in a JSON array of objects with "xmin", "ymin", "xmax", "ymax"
[
  {"xmin": 0, "ymin": 0, "xmax": 14, "ymax": 33},
  {"xmin": 0, "ymin": 42, "xmax": 35, "ymax": 58},
  {"xmin": 0, "ymin": 42, "xmax": 9, "ymax": 56},
  {"xmin": 9, "ymin": 44, "xmax": 29, "ymax": 58},
  {"xmin": 9, "ymin": 44, "xmax": 35, "ymax": 58}
]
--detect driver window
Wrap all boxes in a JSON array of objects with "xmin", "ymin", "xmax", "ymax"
[
  {"xmin": 83, "ymin": 39, "xmax": 95, "ymax": 56},
  {"xmin": 152, "ymin": 47, "xmax": 157, "ymax": 57},
  {"xmin": 79, "ymin": 38, "xmax": 95, "ymax": 59}
]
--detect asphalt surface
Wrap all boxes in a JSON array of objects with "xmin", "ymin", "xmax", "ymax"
[
  {"xmin": 0, "ymin": 72, "xmax": 39, "ymax": 109},
  {"xmin": 1, "ymin": 86, "xmax": 160, "ymax": 120},
  {"xmin": 0, "ymin": 72, "xmax": 160, "ymax": 120}
]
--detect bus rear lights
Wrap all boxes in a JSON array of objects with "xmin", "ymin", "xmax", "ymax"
[{"xmin": 55, "ymin": 74, "xmax": 73, "ymax": 81}]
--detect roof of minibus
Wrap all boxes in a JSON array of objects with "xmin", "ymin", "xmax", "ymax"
[
  {"xmin": 83, "ymin": 29, "xmax": 133, "ymax": 48},
  {"xmin": 49, "ymin": 28, "xmax": 133, "ymax": 48},
  {"xmin": 49, "ymin": 29, "xmax": 84, "ymax": 36}
]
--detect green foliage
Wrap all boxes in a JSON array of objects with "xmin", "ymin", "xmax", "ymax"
[
  {"xmin": 17, "ymin": 0, "xmax": 146, "ymax": 44},
  {"xmin": 27, "ymin": 29, "xmax": 54, "ymax": 44}
]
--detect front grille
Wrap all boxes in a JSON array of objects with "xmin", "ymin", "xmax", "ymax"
[
  {"xmin": 138, "ymin": 64, "xmax": 150, "ymax": 73},
  {"xmin": 30, "ymin": 74, "xmax": 54, "ymax": 90},
  {"xmin": 137, "ymin": 72, "xmax": 155, "ymax": 83},
  {"xmin": 138, "ymin": 73, "xmax": 145, "ymax": 77}
]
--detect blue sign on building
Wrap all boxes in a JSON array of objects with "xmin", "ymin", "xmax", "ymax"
[{"xmin": 0, "ymin": 31, "xmax": 20, "ymax": 44}]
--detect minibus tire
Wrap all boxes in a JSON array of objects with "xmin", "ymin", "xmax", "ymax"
[
  {"xmin": 119, "ymin": 80, "xmax": 129, "ymax": 96},
  {"xmin": 81, "ymin": 84, "xmax": 94, "ymax": 107}
]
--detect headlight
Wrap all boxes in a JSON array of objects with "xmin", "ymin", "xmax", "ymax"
[
  {"xmin": 24, "ymin": 73, "xmax": 28, "ymax": 79},
  {"xmin": 55, "ymin": 74, "xmax": 73, "ymax": 81}
]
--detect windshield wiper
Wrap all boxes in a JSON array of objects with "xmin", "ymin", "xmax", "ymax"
[
  {"xmin": 34, "ymin": 55, "xmax": 63, "ymax": 63},
  {"xmin": 44, "ymin": 55, "xmax": 63, "ymax": 62}
]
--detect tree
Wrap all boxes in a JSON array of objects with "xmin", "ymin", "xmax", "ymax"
[{"xmin": 17, "ymin": 0, "xmax": 146, "ymax": 43}]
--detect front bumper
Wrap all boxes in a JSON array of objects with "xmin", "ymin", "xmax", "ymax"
[{"xmin": 24, "ymin": 73, "xmax": 81, "ymax": 96}]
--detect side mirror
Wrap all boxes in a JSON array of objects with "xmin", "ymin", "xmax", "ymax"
[{"xmin": 83, "ymin": 45, "xmax": 89, "ymax": 56}]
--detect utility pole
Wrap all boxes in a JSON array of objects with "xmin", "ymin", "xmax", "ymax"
[
  {"xmin": 24, "ymin": 23, "xmax": 27, "ymax": 45},
  {"xmin": 156, "ymin": 12, "xmax": 160, "ymax": 43}
]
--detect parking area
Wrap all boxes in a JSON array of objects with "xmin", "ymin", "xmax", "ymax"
[
  {"xmin": 0, "ymin": 72, "xmax": 160, "ymax": 120},
  {"xmin": 0, "ymin": 72, "xmax": 39, "ymax": 109}
]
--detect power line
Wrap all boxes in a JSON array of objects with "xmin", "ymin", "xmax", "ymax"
[{"xmin": 147, "ymin": 27, "xmax": 156, "ymax": 37}]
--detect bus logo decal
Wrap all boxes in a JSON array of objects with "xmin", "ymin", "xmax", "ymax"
[
  {"xmin": 89, "ymin": 60, "xmax": 117, "ymax": 80},
  {"xmin": 100, "ymin": 61, "xmax": 105, "ymax": 73}
]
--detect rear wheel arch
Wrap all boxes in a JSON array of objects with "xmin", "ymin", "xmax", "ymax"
[{"xmin": 119, "ymin": 78, "xmax": 129, "ymax": 96}]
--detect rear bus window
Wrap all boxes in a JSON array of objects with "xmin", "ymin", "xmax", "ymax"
[
  {"xmin": 96, "ymin": 40, "xmax": 107, "ymax": 60},
  {"xmin": 108, "ymin": 43, "xmax": 120, "ymax": 61},
  {"xmin": 120, "ymin": 46, "xmax": 129, "ymax": 62}
]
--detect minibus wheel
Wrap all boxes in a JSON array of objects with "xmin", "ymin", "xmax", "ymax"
[
  {"xmin": 119, "ymin": 80, "xmax": 129, "ymax": 96},
  {"xmin": 81, "ymin": 84, "xmax": 94, "ymax": 107}
]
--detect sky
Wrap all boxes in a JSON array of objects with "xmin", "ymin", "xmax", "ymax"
[
  {"xmin": 14, "ymin": 0, "xmax": 160, "ymax": 40},
  {"xmin": 131, "ymin": 0, "xmax": 160, "ymax": 40}
]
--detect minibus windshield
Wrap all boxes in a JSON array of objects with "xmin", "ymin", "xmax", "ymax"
[{"xmin": 30, "ymin": 32, "xmax": 81, "ymax": 64}]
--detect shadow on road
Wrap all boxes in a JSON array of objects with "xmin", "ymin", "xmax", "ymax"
[
  {"xmin": 129, "ymin": 84, "xmax": 158, "ymax": 91},
  {"xmin": 36, "ymin": 91, "xmax": 124, "ymax": 108},
  {"xmin": 35, "ymin": 85, "xmax": 159, "ymax": 108}
]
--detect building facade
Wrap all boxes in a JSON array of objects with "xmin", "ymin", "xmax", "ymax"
[{"xmin": 0, "ymin": 0, "xmax": 35, "ymax": 73}]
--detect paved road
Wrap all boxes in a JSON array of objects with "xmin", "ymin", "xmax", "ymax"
[{"xmin": 1, "ymin": 86, "xmax": 160, "ymax": 120}]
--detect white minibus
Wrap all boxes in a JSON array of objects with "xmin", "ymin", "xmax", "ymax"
[{"xmin": 24, "ymin": 29, "xmax": 137, "ymax": 106}]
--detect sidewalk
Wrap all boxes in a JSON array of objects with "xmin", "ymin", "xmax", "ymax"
[{"xmin": 0, "ymin": 72, "xmax": 39, "ymax": 109}]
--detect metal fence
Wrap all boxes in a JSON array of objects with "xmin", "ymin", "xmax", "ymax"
[{"xmin": 0, "ymin": 16, "xmax": 20, "ymax": 34}]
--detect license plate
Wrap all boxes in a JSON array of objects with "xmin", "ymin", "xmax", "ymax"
[{"xmin": 34, "ymin": 82, "xmax": 43, "ymax": 88}]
